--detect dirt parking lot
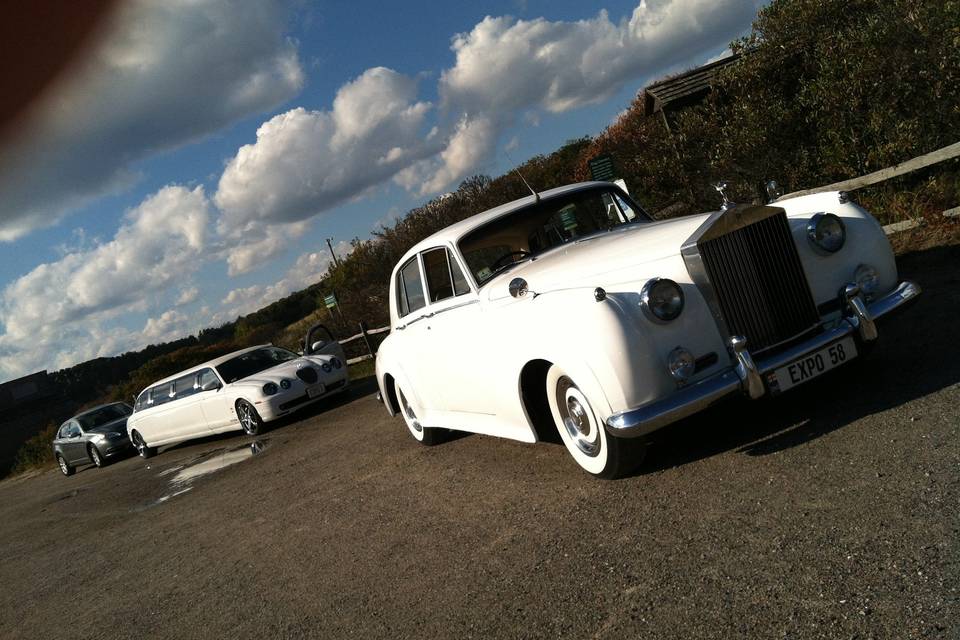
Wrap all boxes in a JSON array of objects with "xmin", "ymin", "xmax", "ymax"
[{"xmin": 1, "ymin": 243, "xmax": 957, "ymax": 639}]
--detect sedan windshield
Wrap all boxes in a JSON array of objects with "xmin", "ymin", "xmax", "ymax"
[
  {"xmin": 458, "ymin": 186, "xmax": 649, "ymax": 287},
  {"xmin": 76, "ymin": 403, "xmax": 132, "ymax": 430},
  {"xmin": 216, "ymin": 347, "xmax": 299, "ymax": 384}
]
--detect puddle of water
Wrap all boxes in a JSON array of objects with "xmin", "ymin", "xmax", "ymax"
[
  {"xmin": 136, "ymin": 440, "xmax": 267, "ymax": 510},
  {"xmin": 169, "ymin": 440, "xmax": 266, "ymax": 485}
]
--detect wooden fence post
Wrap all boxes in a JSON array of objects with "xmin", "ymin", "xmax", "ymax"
[{"xmin": 359, "ymin": 321, "xmax": 375, "ymax": 360}]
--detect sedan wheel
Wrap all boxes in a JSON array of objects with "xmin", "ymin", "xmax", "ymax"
[
  {"xmin": 545, "ymin": 364, "xmax": 645, "ymax": 479},
  {"xmin": 396, "ymin": 383, "xmax": 442, "ymax": 446},
  {"xmin": 57, "ymin": 454, "xmax": 74, "ymax": 477},
  {"xmin": 89, "ymin": 445, "xmax": 103, "ymax": 468},
  {"xmin": 236, "ymin": 400, "xmax": 263, "ymax": 436}
]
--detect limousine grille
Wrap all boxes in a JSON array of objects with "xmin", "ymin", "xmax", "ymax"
[
  {"xmin": 297, "ymin": 366, "xmax": 318, "ymax": 384},
  {"xmin": 698, "ymin": 211, "xmax": 820, "ymax": 355}
]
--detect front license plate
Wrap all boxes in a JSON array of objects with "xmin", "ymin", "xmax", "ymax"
[
  {"xmin": 772, "ymin": 336, "xmax": 857, "ymax": 393},
  {"xmin": 306, "ymin": 384, "xmax": 325, "ymax": 398}
]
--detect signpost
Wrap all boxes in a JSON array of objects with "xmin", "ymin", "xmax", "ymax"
[
  {"xmin": 588, "ymin": 154, "xmax": 616, "ymax": 182},
  {"xmin": 323, "ymin": 293, "xmax": 338, "ymax": 309}
]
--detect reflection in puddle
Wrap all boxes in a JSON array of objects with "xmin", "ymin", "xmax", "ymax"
[
  {"xmin": 146, "ymin": 440, "xmax": 266, "ymax": 508},
  {"xmin": 170, "ymin": 440, "xmax": 266, "ymax": 485}
]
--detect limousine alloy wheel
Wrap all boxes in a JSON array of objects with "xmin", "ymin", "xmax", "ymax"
[
  {"xmin": 131, "ymin": 430, "xmax": 156, "ymax": 459},
  {"xmin": 545, "ymin": 364, "xmax": 645, "ymax": 479},
  {"xmin": 236, "ymin": 400, "xmax": 263, "ymax": 436}
]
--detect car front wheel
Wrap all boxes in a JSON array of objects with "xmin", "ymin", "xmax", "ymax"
[
  {"xmin": 236, "ymin": 400, "xmax": 263, "ymax": 436},
  {"xmin": 57, "ymin": 454, "xmax": 74, "ymax": 477},
  {"xmin": 88, "ymin": 445, "xmax": 103, "ymax": 468},
  {"xmin": 545, "ymin": 364, "xmax": 646, "ymax": 479}
]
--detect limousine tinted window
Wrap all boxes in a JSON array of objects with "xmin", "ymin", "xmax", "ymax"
[
  {"xmin": 173, "ymin": 372, "xmax": 199, "ymax": 400},
  {"xmin": 216, "ymin": 347, "xmax": 299, "ymax": 384}
]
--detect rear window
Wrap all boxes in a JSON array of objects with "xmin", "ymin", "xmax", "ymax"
[{"xmin": 396, "ymin": 257, "xmax": 425, "ymax": 317}]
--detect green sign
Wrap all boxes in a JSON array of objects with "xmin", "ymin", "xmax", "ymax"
[
  {"xmin": 324, "ymin": 294, "xmax": 338, "ymax": 309},
  {"xmin": 588, "ymin": 154, "xmax": 616, "ymax": 181}
]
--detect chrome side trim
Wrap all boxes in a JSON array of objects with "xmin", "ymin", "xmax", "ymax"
[{"xmin": 605, "ymin": 280, "xmax": 920, "ymax": 438}]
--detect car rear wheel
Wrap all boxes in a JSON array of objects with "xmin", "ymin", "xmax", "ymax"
[
  {"xmin": 131, "ymin": 430, "xmax": 156, "ymax": 459},
  {"xmin": 88, "ymin": 445, "xmax": 103, "ymax": 468},
  {"xmin": 545, "ymin": 364, "xmax": 646, "ymax": 479},
  {"xmin": 57, "ymin": 454, "xmax": 74, "ymax": 477},
  {"xmin": 396, "ymin": 383, "xmax": 442, "ymax": 446},
  {"xmin": 236, "ymin": 400, "xmax": 263, "ymax": 436}
]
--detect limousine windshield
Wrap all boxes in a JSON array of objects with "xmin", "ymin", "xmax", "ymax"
[{"xmin": 216, "ymin": 346, "xmax": 299, "ymax": 384}]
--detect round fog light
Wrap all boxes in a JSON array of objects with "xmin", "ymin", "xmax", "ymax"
[
  {"xmin": 667, "ymin": 347, "xmax": 696, "ymax": 382},
  {"xmin": 321, "ymin": 363, "xmax": 332, "ymax": 373},
  {"xmin": 854, "ymin": 264, "xmax": 879, "ymax": 298}
]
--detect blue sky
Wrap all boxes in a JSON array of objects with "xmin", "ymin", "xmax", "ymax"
[{"xmin": 0, "ymin": 0, "xmax": 762, "ymax": 382}]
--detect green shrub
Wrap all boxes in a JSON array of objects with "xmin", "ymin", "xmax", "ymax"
[{"xmin": 11, "ymin": 422, "xmax": 58, "ymax": 475}]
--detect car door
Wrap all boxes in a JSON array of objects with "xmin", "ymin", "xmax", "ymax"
[
  {"xmin": 304, "ymin": 323, "xmax": 346, "ymax": 362},
  {"xmin": 392, "ymin": 253, "xmax": 446, "ymax": 410},
  {"xmin": 62, "ymin": 421, "xmax": 86, "ymax": 464},
  {"xmin": 168, "ymin": 372, "xmax": 216, "ymax": 439},
  {"xmin": 418, "ymin": 246, "xmax": 486, "ymax": 414},
  {"xmin": 196, "ymin": 368, "xmax": 233, "ymax": 432}
]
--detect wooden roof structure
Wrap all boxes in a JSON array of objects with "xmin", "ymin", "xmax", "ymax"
[{"xmin": 642, "ymin": 53, "xmax": 742, "ymax": 117}]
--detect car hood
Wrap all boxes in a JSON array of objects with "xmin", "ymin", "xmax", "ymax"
[
  {"xmin": 86, "ymin": 417, "xmax": 129, "ymax": 435},
  {"xmin": 231, "ymin": 355, "xmax": 339, "ymax": 387},
  {"xmin": 485, "ymin": 213, "xmax": 711, "ymax": 299}
]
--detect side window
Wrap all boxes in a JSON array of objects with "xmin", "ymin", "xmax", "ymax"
[
  {"xmin": 450, "ymin": 251, "xmax": 470, "ymax": 296},
  {"xmin": 58, "ymin": 423, "xmax": 70, "ymax": 439},
  {"xmin": 396, "ymin": 257, "xmax": 426, "ymax": 317},
  {"xmin": 150, "ymin": 383, "xmax": 174, "ymax": 407},
  {"xmin": 135, "ymin": 390, "xmax": 149, "ymax": 412},
  {"xmin": 173, "ymin": 373, "xmax": 198, "ymax": 400},
  {"xmin": 423, "ymin": 248, "xmax": 454, "ymax": 302},
  {"xmin": 613, "ymin": 193, "xmax": 638, "ymax": 221},
  {"xmin": 198, "ymin": 369, "xmax": 219, "ymax": 390}
]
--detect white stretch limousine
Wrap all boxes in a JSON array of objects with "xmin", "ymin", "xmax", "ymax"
[{"xmin": 127, "ymin": 343, "xmax": 348, "ymax": 458}]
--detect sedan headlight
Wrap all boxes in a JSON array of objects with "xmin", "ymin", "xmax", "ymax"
[
  {"xmin": 262, "ymin": 382, "xmax": 279, "ymax": 396},
  {"xmin": 807, "ymin": 213, "xmax": 846, "ymax": 254},
  {"xmin": 640, "ymin": 278, "xmax": 684, "ymax": 324},
  {"xmin": 279, "ymin": 378, "xmax": 292, "ymax": 390}
]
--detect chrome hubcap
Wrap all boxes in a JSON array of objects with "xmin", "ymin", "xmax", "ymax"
[
  {"xmin": 59, "ymin": 458, "xmax": 67, "ymax": 474},
  {"xmin": 556, "ymin": 376, "xmax": 601, "ymax": 457},
  {"xmin": 398, "ymin": 390, "xmax": 422, "ymax": 432},
  {"xmin": 92, "ymin": 449, "xmax": 100, "ymax": 465}
]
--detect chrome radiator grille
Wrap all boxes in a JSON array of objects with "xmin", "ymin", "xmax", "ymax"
[{"xmin": 698, "ymin": 212, "xmax": 819, "ymax": 354}]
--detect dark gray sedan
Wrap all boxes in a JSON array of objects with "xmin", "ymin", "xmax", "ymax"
[{"xmin": 53, "ymin": 403, "xmax": 135, "ymax": 476}]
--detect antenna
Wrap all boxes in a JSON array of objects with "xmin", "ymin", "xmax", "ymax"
[{"xmin": 503, "ymin": 148, "xmax": 539, "ymax": 202}]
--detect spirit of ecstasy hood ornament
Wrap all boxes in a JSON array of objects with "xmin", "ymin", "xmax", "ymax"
[{"xmin": 714, "ymin": 181, "xmax": 734, "ymax": 211}]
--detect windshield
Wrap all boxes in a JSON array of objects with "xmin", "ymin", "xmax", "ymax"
[
  {"xmin": 216, "ymin": 347, "xmax": 299, "ymax": 384},
  {"xmin": 76, "ymin": 403, "xmax": 132, "ymax": 430},
  {"xmin": 457, "ymin": 186, "xmax": 648, "ymax": 286}
]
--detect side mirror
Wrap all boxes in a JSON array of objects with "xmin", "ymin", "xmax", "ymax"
[
  {"xmin": 201, "ymin": 380, "xmax": 221, "ymax": 392},
  {"xmin": 310, "ymin": 340, "xmax": 326, "ymax": 352}
]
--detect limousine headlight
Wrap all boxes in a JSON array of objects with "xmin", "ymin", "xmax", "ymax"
[
  {"xmin": 262, "ymin": 382, "xmax": 279, "ymax": 396},
  {"xmin": 279, "ymin": 378, "xmax": 292, "ymax": 390}
]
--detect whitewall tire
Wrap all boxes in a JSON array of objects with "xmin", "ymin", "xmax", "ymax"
[{"xmin": 396, "ymin": 383, "xmax": 442, "ymax": 446}]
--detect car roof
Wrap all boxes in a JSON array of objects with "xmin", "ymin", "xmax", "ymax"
[
  {"xmin": 401, "ymin": 182, "xmax": 618, "ymax": 258},
  {"xmin": 71, "ymin": 401, "xmax": 130, "ymax": 421},
  {"xmin": 141, "ymin": 343, "xmax": 274, "ymax": 391}
]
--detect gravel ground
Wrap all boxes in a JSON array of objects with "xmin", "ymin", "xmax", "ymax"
[{"xmin": 0, "ymin": 242, "xmax": 957, "ymax": 639}]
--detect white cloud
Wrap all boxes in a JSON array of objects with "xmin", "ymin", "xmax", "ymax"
[
  {"xmin": 220, "ymin": 244, "xmax": 349, "ymax": 320},
  {"xmin": 0, "ymin": 0, "xmax": 303, "ymax": 241},
  {"xmin": 224, "ymin": 220, "xmax": 310, "ymax": 276},
  {"xmin": 142, "ymin": 309, "xmax": 190, "ymax": 342},
  {"xmin": 175, "ymin": 286, "xmax": 199, "ymax": 306},
  {"xmin": 417, "ymin": 0, "xmax": 761, "ymax": 191},
  {"xmin": 0, "ymin": 185, "xmax": 211, "ymax": 379},
  {"xmin": 214, "ymin": 68, "xmax": 434, "ymax": 233}
]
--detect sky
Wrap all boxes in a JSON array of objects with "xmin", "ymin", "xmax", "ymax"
[{"xmin": 0, "ymin": 0, "xmax": 764, "ymax": 383}]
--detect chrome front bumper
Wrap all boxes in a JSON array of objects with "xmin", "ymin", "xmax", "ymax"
[{"xmin": 606, "ymin": 280, "xmax": 921, "ymax": 438}]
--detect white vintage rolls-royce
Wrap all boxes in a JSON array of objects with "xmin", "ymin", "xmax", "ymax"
[
  {"xmin": 374, "ymin": 181, "xmax": 920, "ymax": 478},
  {"xmin": 127, "ymin": 341, "xmax": 347, "ymax": 458}
]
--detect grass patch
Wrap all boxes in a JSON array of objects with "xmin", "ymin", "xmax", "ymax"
[
  {"xmin": 10, "ymin": 422, "xmax": 58, "ymax": 476},
  {"xmin": 348, "ymin": 358, "xmax": 376, "ymax": 381}
]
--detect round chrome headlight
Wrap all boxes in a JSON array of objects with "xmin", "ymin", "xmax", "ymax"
[
  {"xmin": 854, "ymin": 263, "xmax": 879, "ymax": 298},
  {"xmin": 807, "ymin": 213, "xmax": 846, "ymax": 254},
  {"xmin": 262, "ymin": 382, "xmax": 278, "ymax": 396},
  {"xmin": 279, "ymin": 378, "xmax": 292, "ymax": 390},
  {"xmin": 640, "ymin": 278, "xmax": 684, "ymax": 324},
  {"xmin": 667, "ymin": 346, "xmax": 696, "ymax": 382}
]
